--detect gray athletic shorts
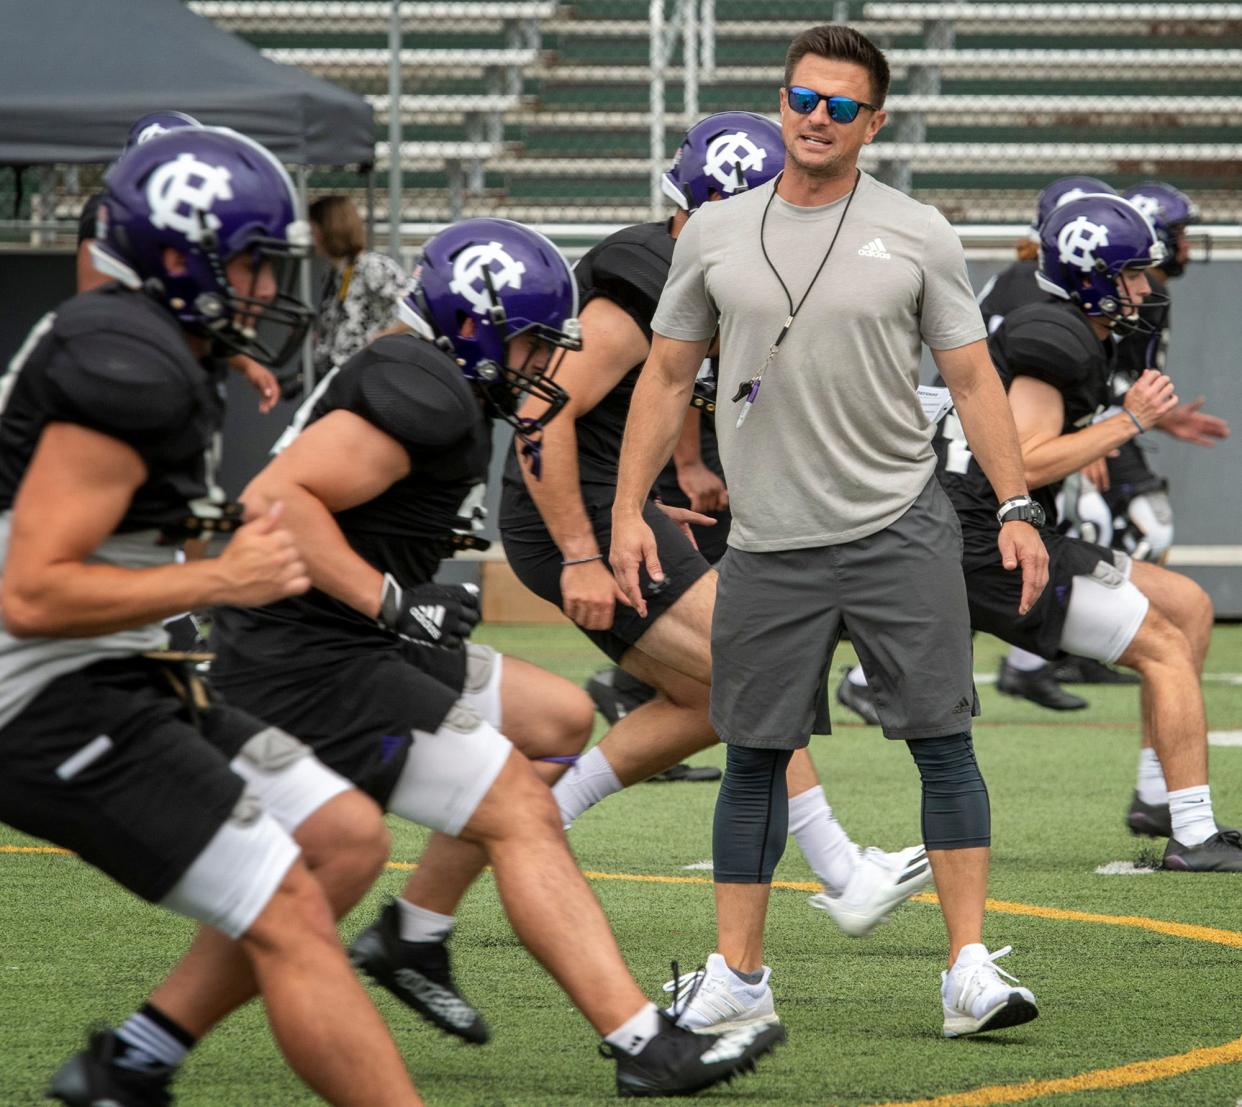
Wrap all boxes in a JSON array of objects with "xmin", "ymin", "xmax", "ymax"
[{"xmin": 711, "ymin": 478, "xmax": 979, "ymax": 748}]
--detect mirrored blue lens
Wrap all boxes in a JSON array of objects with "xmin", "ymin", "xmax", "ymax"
[
  {"xmin": 827, "ymin": 96, "xmax": 861, "ymax": 123},
  {"xmin": 786, "ymin": 86, "xmax": 820, "ymax": 114}
]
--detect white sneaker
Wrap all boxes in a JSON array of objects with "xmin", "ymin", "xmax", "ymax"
[
  {"xmin": 662, "ymin": 953, "xmax": 779, "ymax": 1033},
  {"xmin": 941, "ymin": 944, "xmax": 1039, "ymax": 1038},
  {"xmin": 808, "ymin": 844, "xmax": 932, "ymax": 937}
]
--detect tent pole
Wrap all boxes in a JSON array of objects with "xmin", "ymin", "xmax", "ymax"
[
  {"xmin": 296, "ymin": 164, "xmax": 314, "ymax": 398},
  {"xmin": 388, "ymin": 0, "xmax": 403, "ymax": 263},
  {"xmin": 366, "ymin": 164, "xmax": 376, "ymax": 251}
]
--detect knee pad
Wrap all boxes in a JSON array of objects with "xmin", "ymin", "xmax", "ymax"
[
  {"xmin": 712, "ymin": 745, "xmax": 794, "ymax": 883},
  {"xmin": 907, "ymin": 734, "xmax": 990, "ymax": 850}
]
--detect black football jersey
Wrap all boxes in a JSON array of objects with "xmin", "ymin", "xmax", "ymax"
[
  {"xmin": 502, "ymin": 220, "xmax": 675, "ymax": 498},
  {"xmin": 977, "ymin": 259, "xmax": 1054, "ymax": 334},
  {"xmin": 0, "ymin": 284, "xmax": 226, "ymax": 533},
  {"xmin": 934, "ymin": 300, "xmax": 1113, "ymax": 558},
  {"xmin": 211, "ymin": 333, "xmax": 490, "ymax": 669}
]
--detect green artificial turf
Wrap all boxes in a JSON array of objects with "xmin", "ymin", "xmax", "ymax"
[{"xmin": 1, "ymin": 628, "xmax": 1239, "ymax": 1106}]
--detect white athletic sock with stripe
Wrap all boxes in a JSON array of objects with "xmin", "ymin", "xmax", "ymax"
[
  {"xmin": 114, "ymin": 1010, "xmax": 191, "ymax": 1073},
  {"xmin": 1005, "ymin": 647, "xmax": 1047, "ymax": 672},
  {"xmin": 396, "ymin": 898, "xmax": 455, "ymax": 943},
  {"xmin": 604, "ymin": 1002, "xmax": 661, "ymax": 1055},
  {"xmin": 1135, "ymin": 747, "xmax": 1168, "ymax": 806},
  {"xmin": 788, "ymin": 785, "xmax": 860, "ymax": 895},
  {"xmin": 552, "ymin": 745, "xmax": 623, "ymax": 827},
  {"xmin": 1169, "ymin": 785, "xmax": 1218, "ymax": 847}
]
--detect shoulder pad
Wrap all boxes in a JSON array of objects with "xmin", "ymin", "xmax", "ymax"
[
  {"xmin": 995, "ymin": 301, "xmax": 1102, "ymax": 389},
  {"xmin": 578, "ymin": 223, "xmax": 675, "ymax": 337},
  {"xmin": 332, "ymin": 334, "xmax": 481, "ymax": 451},
  {"xmin": 45, "ymin": 289, "xmax": 198, "ymax": 438}
]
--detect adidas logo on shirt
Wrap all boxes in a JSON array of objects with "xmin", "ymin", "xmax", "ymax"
[{"xmin": 857, "ymin": 237, "xmax": 891, "ymax": 259}]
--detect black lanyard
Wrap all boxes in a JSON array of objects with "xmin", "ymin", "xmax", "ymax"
[{"xmin": 733, "ymin": 170, "xmax": 861, "ymax": 427}]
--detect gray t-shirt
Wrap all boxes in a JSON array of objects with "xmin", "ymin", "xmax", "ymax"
[{"xmin": 652, "ymin": 172, "xmax": 986, "ymax": 551}]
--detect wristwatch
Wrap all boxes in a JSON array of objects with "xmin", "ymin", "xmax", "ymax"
[{"xmin": 996, "ymin": 496, "xmax": 1046, "ymax": 527}]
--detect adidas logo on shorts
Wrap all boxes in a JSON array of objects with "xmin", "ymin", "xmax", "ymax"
[{"xmin": 857, "ymin": 238, "xmax": 891, "ymax": 259}]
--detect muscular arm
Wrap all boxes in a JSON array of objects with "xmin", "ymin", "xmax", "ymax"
[
  {"xmin": 933, "ymin": 339, "xmax": 1028, "ymax": 504},
  {"xmin": 1008, "ymin": 376, "xmax": 1139, "ymax": 491},
  {"xmin": 613, "ymin": 331, "xmax": 712, "ymax": 520},
  {"xmin": 241, "ymin": 410, "xmax": 411, "ymax": 617},
  {"xmin": 513, "ymin": 296, "xmax": 651, "ymax": 558},
  {"xmin": 3, "ymin": 423, "xmax": 237, "ymax": 636}
]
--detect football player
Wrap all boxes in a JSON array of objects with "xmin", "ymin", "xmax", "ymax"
[
  {"xmin": 1108, "ymin": 182, "xmax": 1229, "ymax": 565},
  {"xmin": 1, "ymin": 127, "xmax": 425, "ymax": 1107},
  {"xmin": 499, "ymin": 111, "xmax": 932, "ymax": 984},
  {"xmin": 78, "ymin": 111, "xmax": 281, "ymax": 413},
  {"xmin": 933, "ymin": 193, "xmax": 1241, "ymax": 870},
  {"xmin": 206, "ymin": 216, "xmax": 784, "ymax": 1096}
]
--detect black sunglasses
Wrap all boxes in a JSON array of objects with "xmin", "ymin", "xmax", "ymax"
[{"xmin": 783, "ymin": 86, "xmax": 878, "ymax": 123}]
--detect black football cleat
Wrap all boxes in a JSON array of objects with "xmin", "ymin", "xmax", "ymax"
[
  {"xmin": 1162, "ymin": 829, "xmax": 1242, "ymax": 872},
  {"xmin": 996, "ymin": 660, "xmax": 1089, "ymax": 711},
  {"xmin": 601, "ymin": 1013, "xmax": 785, "ymax": 1098},
  {"xmin": 47, "ymin": 1030, "xmax": 174, "ymax": 1107},
  {"xmin": 834, "ymin": 668, "xmax": 881, "ymax": 726},
  {"xmin": 647, "ymin": 763, "xmax": 722, "ymax": 783},
  {"xmin": 349, "ymin": 900, "xmax": 489, "ymax": 1044},
  {"xmin": 1126, "ymin": 791, "xmax": 1173, "ymax": 838},
  {"xmin": 586, "ymin": 667, "xmax": 657, "ymax": 724},
  {"xmin": 1051, "ymin": 655, "xmax": 1140, "ymax": 685}
]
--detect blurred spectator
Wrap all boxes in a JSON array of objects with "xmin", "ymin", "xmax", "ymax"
[{"xmin": 309, "ymin": 195, "xmax": 412, "ymax": 376}]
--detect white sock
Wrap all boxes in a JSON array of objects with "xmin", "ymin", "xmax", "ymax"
[
  {"xmin": 1169, "ymin": 784, "xmax": 1218, "ymax": 846},
  {"xmin": 1135, "ymin": 747, "xmax": 1168, "ymax": 806},
  {"xmin": 846, "ymin": 664, "xmax": 869, "ymax": 688},
  {"xmin": 788, "ymin": 785, "xmax": 860, "ymax": 895},
  {"xmin": 604, "ymin": 1002, "xmax": 661, "ymax": 1055},
  {"xmin": 552, "ymin": 745, "xmax": 623, "ymax": 826},
  {"xmin": 395, "ymin": 898, "xmax": 455, "ymax": 943},
  {"xmin": 1005, "ymin": 647, "xmax": 1047, "ymax": 673}
]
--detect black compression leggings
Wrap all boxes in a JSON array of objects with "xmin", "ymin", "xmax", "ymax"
[
  {"xmin": 712, "ymin": 745, "xmax": 794, "ymax": 884},
  {"xmin": 907, "ymin": 733, "xmax": 991, "ymax": 850}
]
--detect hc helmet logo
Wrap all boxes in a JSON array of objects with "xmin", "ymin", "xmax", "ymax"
[
  {"xmin": 147, "ymin": 153, "xmax": 234, "ymax": 242},
  {"xmin": 135, "ymin": 122, "xmax": 171, "ymax": 146},
  {"xmin": 1057, "ymin": 216, "xmax": 1110, "ymax": 271},
  {"xmin": 448, "ymin": 241, "xmax": 526, "ymax": 314},
  {"xmin": 1053, "ymin": 187, "xmax": 1091, "ymax": 210},
  {"xmin": 1127, "ymin": 193, "xmax": 1162, "ymax": 221},
  {"xmin": 704, "ymin": 131, "xmax": 767, "ymax": 192}
]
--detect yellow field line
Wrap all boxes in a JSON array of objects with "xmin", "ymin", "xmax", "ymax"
[
  {"xmin": 0, "ymin": 845, "xmax": 71, "ymax": 854},
  {"xmin": 867, "ymin": 1035, "xmax": 1242, "ymax": 1107}
]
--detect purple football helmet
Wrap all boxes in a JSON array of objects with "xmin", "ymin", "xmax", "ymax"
[
  {"xmin": 1029, "ymin": 175, "xmax": 1117, "ymax": 236},
  {"xmin": 662, "ymin": 112, "xmax": 784, "ymax": 211},
  {"xmin": 1123, "ymin": 182, "xmax": 1200, "ymax": 276},
  {"xmin": 398, "ymin": 218, "xmax": 580, "ymax": 465},
  {"xmin": 1036, "ymin": 194, "xmax": 1166, "ymax": 330},
  {"xmin": 124, "ymin": 111, "xmax": 202, "ymax": 152},
  {"xmin": 91, "ymin": 126, "xmax": 312, "ymax": 365}
]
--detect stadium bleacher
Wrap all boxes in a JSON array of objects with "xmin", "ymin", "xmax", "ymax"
[{"xmin": 183, "ymin": 1, "xmax": 1242, "ymax": 230}]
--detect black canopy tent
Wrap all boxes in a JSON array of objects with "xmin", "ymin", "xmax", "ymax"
[{"xmin": 0, "ymin": 0, "xmax": 374, "ymax": 167}]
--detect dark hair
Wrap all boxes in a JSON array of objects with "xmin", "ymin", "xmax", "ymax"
[{"xmin": 784, "ymin": 24, "xmax": 891, "ymax": 108}]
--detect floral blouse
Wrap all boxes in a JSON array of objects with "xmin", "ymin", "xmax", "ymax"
[{"xmin": 312, "ymin": 250, "xmax": 414, "ymax": 376}]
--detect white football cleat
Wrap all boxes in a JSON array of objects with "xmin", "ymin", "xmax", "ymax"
[
  {"xmin": 941, "ymin": 943, "xmax": 1039, "ymax": 1038},
  {"xmin": 809, "ymin": 844, "xmax": 932, "ymax": 937},
  {"xmin": 662, "ymin": 953, "xmax": 780, "ymax": 1033}
]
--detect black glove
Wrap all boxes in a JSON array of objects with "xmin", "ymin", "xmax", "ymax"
[{"xmin": 378, "ymin": 574, "xmax": 481, "ymax": 649}]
